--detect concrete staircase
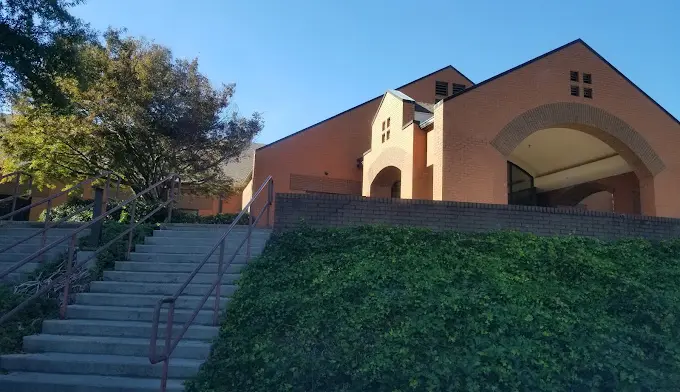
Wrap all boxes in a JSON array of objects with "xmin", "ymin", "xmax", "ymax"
[
  {"xmin": 0, "ymin": 224, "xmax": 271, "ymax": 392},
  {"xmin": 0, "ymin": 222, "xmax": 88, "ymax": 282}
]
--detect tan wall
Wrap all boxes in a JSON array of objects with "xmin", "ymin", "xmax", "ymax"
[
  {"xmin": 251, "ymin": 67, "xmax": 473, "ymax": 224},
  {"xmin": 439, "ymin": 42, "xmax": 680, "ymax": 217},
  {"xmin": 241, "ymin": 178, "xmax": 253, "ymax": 211}
]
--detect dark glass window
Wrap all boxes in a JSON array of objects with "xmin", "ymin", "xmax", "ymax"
[
  {"xmin": 508, "ymin": 162, "xmax": 536, "ymax": 206},
  {"xmin": 391, "ymin": 181, "xmax": 401, "ymax": 198}
]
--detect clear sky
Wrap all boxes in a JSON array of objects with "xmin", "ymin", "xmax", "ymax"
[{"xmin": 72, "ymin": 0, "xmax": 680, "ymax": 145}]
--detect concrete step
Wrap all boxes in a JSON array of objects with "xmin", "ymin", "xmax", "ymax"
[
  {"xmin": 0, "ymin": 352, "xmax": 202, "ymax": 379},
  {"xmin": 0, "ymin": 261, "xmax": 40, "ymax": 273},
  {"xmin": 129, "ymin": 252, "xmax": 249, "ymax": 263},
  {"xmin": 103, "ymin": 270, "xmax": 240, "ymax": 284},
  {"xmin": 75, "ymin": 292, "xmax": 230, "ymax": 309},
  {"xmin": 0, "ymin": 235, "xmax": 67, "ymax": 246},
  {"xmin": 161, "ymin": 223, "xmax": 270, "ymax": 231},
  {"xmin": 23, "ymin": 334, "xmax": 211, "ymax": 359},
  {"xmin": 134, "ymin": 243, "xmax": 264, "ymax": 255},
  {"xmin": 66, "ymin": 304, "xmax": 220, "ymax": 325},
  {"xmin": 0, "ymin": 371, "xmax": 184, "ymax": 392},
  {"xmin": 0, "ymin": 249, "xmax": 65, "ymax": 263},
  {"xmin": 42, "ymin": 319, "xmax": 219, "ymax": 341},
  {"xmin": 89, "ymin": 281, "xmax": 237, "ymax": 297},
  {"xmin": 0, "ymin": 243, "xmax": 69, "ymax": 254},
  {"xmin": 145, "ymin": 235, "xmax": 268, "ymax": 246},
  {"xmin": 151, "ymin": 229, "xmax": 271, "ymax": 238},
  {"xmin": 115, "ymin": 261, "xmax": 246, "ymax": 274}
]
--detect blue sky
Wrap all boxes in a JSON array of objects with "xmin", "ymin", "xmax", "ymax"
[{"xmin": 72, "ymin": 0, "xmax": 680, "ymax": 145}]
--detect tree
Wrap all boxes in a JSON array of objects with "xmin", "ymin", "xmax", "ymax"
[
  {"xmin": 0, "ymin": 0, "xmax": 94, "ymax": 108},
  {"xmin": 1, "ymin": 30, "xmax": 263, "ymax": 200}
]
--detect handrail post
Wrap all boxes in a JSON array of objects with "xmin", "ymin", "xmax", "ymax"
[
  {"xmin": 160, "ymin": 302, "xmax": 175, "ymax": 392},
  {"xmin": 267, "ymin": 179, "xmax": 274, "ymax": 228},
  {"xmin": 89, "ymin": 187, "xmax": 104, "ymax": 248},
  {"xmin": 102, "ymin": 173, "xmax": 111, "ymax": 214},
  {"xmin": 246, "ymin": 214, "xmax": 252, "ymax": 261},
  {"xmin": 10, "ymin": 173, "xmax": 19, "ymax": 221},
  {"xmin": 166, "ymin": 179, "xmax": 174, "ymax": 224},
  {"xmin": 41, "ymin": 199, "xmax": 52, "ymax": 263},
  {"xmin": 213, "ymin": 238, "xmax": 226, "ymax": 326},
  {"xmin": 126, "ymin": 200, "xmax": 137, "ymax": 260},
  {"xmin": 60, "ymin": 234, "xmax": 77, "ymax": 319}
]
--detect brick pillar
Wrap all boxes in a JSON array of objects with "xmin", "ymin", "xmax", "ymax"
[
  {"xmin": 441, "ymin": 141, "xmax": 507, "ymax": 204},
  {"xmin": 641, "ymin": 169, "xmax": 680, "ymax": 218}
]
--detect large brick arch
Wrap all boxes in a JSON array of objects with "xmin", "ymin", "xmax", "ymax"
[{"xmin": 491, "ymin": 102, "xmax": 665, "ymax": 177}]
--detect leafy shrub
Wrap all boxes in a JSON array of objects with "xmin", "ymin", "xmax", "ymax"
[
  {"xmin": 38, "ymin": 196, "xmax": 121, "ymax": 222},
  {"xmin": 40, "ymin": 196, "xmax": 248, "ymax": 225},
  {"xmin": 0, "ymin": 286, "xmax": 58, "ymax": 354},
  {"xmin": 187, "ymin": 227, "xmax": 680, "ymax": 392}
]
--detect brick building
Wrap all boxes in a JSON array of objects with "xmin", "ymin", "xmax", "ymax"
[{"xmin": 241, "ymin": 39, "xmax": 680, "ymax": 221}]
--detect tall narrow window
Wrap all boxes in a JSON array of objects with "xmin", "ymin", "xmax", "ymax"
[
  {"xmin": 391, "ymin": 181, "xmax": 401, "ymax": 198},
  {"xmin": 386, "ymin": 117, "xmax": 390, "ymax": 127}
]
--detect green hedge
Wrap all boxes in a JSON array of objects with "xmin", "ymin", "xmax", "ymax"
[
  {"xmin": 187, "ymin": 227, "xmax": 680, "ymax": 392},
  {"xmin": 39, "ymin": 196, "xmax": 248, "ymax": 225}
]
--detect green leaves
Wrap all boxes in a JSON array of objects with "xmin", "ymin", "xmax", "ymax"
[
  {"xmin": 187, "ymin": 227, "xmax": 680, "ymax": 392},
  {"xmin": 2, "ymin": 29, "xmax": 262, "ymax": 200}
]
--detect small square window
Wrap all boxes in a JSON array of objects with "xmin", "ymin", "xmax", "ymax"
[
  {"xmin": 570, "ymin": 71, "xmax": 579, "ymax": 82},
  {"xmin": 381, "ymin": 133, "xmax": 385, "ymax": 143},
  {"xmin": 583, "ymin": 73, "xmax": 592, "ymax": 84},
  {"xmin": 382, "ymin": 121, "xmax": 385, "ymax": 130},
  {"xmin": 570, "ymin": 85, "xmax": 580, "ymax": 96},
  {"xmin": 386, "ymin": 117, "xmax": 390, "ymax": 127},
  {"xmin": 584, "ymin": 88, "xmax": 593, "ymax": 99},
  {"xmin": 386, "ymin": 130, "xmax": 390, "ymax": 140}
]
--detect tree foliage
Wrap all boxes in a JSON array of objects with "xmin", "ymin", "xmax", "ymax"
[
  {"xmin": 0, "ymin": 0, "xmax": 94, "ymax": 108},
  {"xmin": 1, "ymin": 30, "xmax": 263, "ymax": 199},
  {"xmin": 187, "ymin": 227, "xmax": 680, "ymax": 392}
]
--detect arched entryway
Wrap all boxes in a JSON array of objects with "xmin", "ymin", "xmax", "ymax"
[
  {"xmin": 492, "ymin": 103, "xmax": 663, "ymax": 216},
  {"xmin": 370, "ymin": 166, "xmax": 401, "ymax": 198}
]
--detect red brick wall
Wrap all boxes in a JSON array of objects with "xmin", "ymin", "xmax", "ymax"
[{"xmin": 439, "ymin": 41, "xmax": 680, "ymax": 217}]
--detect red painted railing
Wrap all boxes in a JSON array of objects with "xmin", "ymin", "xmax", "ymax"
[
  {"xmin": 148, "ymin": 176, "xmax": 273, "ymax": 392},
  {"xmin": 0, "ymin": 174, "xmax": 180, "ymax": 325},
  {"xmin": 0, "ymin": 172, "xmax": 121, "ymax": 265}
]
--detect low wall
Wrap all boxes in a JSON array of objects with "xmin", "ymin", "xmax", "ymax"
[{"xmin": 274, "ymin": 193, "xmax": 680, "ymax": 240}]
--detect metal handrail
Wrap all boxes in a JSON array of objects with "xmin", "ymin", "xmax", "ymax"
[
  {"xmin": 148, "ymin": 175, "xmax": 274, "ymax": 392},
  {"xmin": 0, "ymin": 174, "xmax": 181, "ymax": 325},
  {"xmin": 0, "ymin": 171, "xmax": 33, "ymax": 220},
  {"xmin": 0, "ymin": 172, "xmax": 122, "ymax": 266}
]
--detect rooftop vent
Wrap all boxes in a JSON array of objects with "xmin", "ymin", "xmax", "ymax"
[
  {"xmin": 435, "ymin": 81, "xmax": 448, "ymax": 96},
  {"xmin": 583, "ymin": 73, "xmax": 592, "ymax": 84},
  {"xmin": 451, "ymin": 83, "xmax": 466, "ymax": 94}
]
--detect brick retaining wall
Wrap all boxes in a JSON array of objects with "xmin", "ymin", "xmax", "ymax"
[{"xmin": 274, "ymin": 193, "xmax": 680, "ymax": 240}]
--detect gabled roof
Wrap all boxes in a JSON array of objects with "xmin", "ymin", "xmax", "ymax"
[
  {"xmin": 370, "ymin": 90, "xmax": 415, "ymax": 125},
  {"xmin": 257, "ymin": 65, "xmax": 474, "ymax": 152},
  {"xmin": 442, "ymin": 39, "xmax": 679, "ymax": 126}
]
